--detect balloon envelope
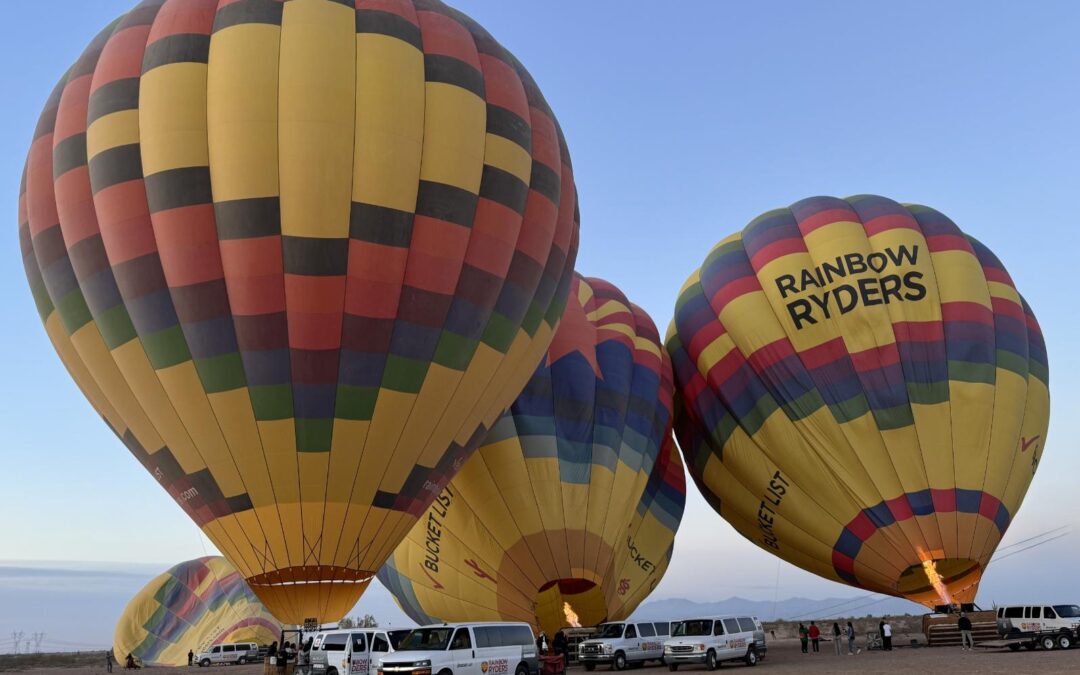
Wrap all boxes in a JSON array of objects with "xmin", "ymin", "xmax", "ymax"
[
  {"xmin": 667, "ymin": 195, "xmax": 1049, "ymax": 608},
  {"xmin": 20, "ymin": 0, "xmax": 577, "ymax": 623},
  {"xmin": 378, "ymin": 274, "xmax": 684, "ymax": 636},
  {"xmin": 114, "ymin": 556, "xmax": 280, "ymax": 667}
]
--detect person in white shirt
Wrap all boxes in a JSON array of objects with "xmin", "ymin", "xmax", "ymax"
[{"xmin": 882, "ymin": 619, "xmax": 893, "ymax": 651}]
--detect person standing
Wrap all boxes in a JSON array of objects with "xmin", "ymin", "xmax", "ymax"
[
  {"xmin": 881, "ymin": 619, "xmax": 893, "ymax": 651},
  {"xmin": 808, "ymin": 621, "xmax": 820, "ymax": 652},
  {"xmin": 958, "ymin": 613, "xmax": 974, "ymax": 650},
  {"xmin": 832, "ymin": 623, "xmax": 842, "ymax": 655},
  {"xmin": 798, "ymin": 624, "xmax": 808, "ymax": 653},
  {"xmin": 553, "ymin": 631, "xmax": 567, "ymax": 669},
  {"xmin": 188, "ymin": 649, "xmax": 194, "ymax": 667},
  {"xmin": 106, "ymin": 650, "xmax": 114, "ymax": 673},
  {"xmin": 846, "ymin": 622, "xmax": 860, "ymax": 655}
]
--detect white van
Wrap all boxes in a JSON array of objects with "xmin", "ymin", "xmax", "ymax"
[
  {"xmin": 997, "ymin": 604, "xmax": 1080, "ymax": 650},
  {"xmin": 309, "ymin": 628, "xmax": 413, "ymax": 675},
  {"xmin": 196, "ymin": 642, "xmax": 260, "ymax": 667},
  {"xmin": 377, "ymin": 623, "xmax": 538, "ymax": 675},
  {"xmin": 663, "ymin": 616, "xmax": 766, "ymax": 669},
  {"xmin": 576, "ymin": 621, "xmax": 672, "ymax": 670}
]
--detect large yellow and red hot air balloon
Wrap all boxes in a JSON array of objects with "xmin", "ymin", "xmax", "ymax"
[
  {"xmin": 20, "ymin": 0, "xmax": 578, "ymax": 623},
  {"xmin": 114, "ymin": 557, "xmax": 280, "ymax": 667},
  {"xmin": 378, "ymin": 274, "xmax": 685, "ymax": 636},
  {"xmin": 667, "ymin": 195, "xmax": 1049, "ymax": 608}
]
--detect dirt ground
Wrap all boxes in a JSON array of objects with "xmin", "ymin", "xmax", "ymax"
[{"xmin": 4, "ymin": 641, "xmax": 1080, "ymax": 675}]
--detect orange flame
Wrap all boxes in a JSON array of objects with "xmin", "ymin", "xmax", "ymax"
[
  {"xmin": 920, "ymin": 557, "xmax": 954, "ymax": 607},
  {"xmin": 562, "ymin": 602, "xmax": 581, "ymax": 628}
]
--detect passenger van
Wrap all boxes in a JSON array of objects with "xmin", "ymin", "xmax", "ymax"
[
  {"xmin": 196, "ymin": 642, "xmax": 260, "ymax": 667},
  {"xmin": 576, "ymin": 621, "xmax": 672, "ymax": 670},
  {"xmin": 663, "ymin": 616, "xmax": 766, "ymax": 669},
  {"xmin": 996, "ymin": 604, "xmax": 1080, "ymax": 650},
  {"xmin": 377, "ymin": 623, "xmax": 538, "ymax": 675},
  {"xmin": 309, "ymin": 628, "xmax": 413, "ymax": 675}
]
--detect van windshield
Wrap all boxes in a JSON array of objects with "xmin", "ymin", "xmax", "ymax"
[
  {"xmin": 397, "ymin": 628, "xmax": 453, "ymax": 651},
  {"xmin": 674, "ymin": 620, "xmax": 712, "ymax": 637},
  {"xmin": 1053, "ymin": 605, "xmax": 1080, "ymax": 618},
  {"xmin": 595, "ymin": 624, "xmax": 625, "ymax": 639}
]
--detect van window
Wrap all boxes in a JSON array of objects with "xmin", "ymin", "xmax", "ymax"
[
  {"xmin": 387, "ymin": 630, "xmax": 411, "ymax": 650},
  {"xmin": 314, "ymin": 634, "xmax": 325, "ymax": 649},
  {"xmin": 351, "ymin": 634, "xmax": 366, "ymax": 652},
  {"xmin": 1004, "ymin": 607, "xmax": 1023, "ymax": 619},
  {"xmin": 322, "ymin": 634, "xmax": 349, "ymax": 652},
  {"xmin": 1054, "ymin": 605, "xmax": 1080, "ymax": 618},
  {"xmin": 673, "ymin": 620, "xmax": 711, "ymax": 637},
  {"xmin": 737, "ymin": 618, "xmax": 756, "ymax": 633},
  {"xmin": 624, "ymin": 625, "xmax": 637, "ymax": 639},
  {"xmin": 450, "ymin": 629, "xmax": 472, "ymax": 651},
  {"xmin": 653, "ymin": 623, "xmax": 669, "ymax": 637},
  {"xmin": 638, "ymin": 624, "xmax": 655, "ymax": 638},
  {"xmin": 398, "ymin": 628, "xmax": 452, "ymax": 651},
  {"xmin": 722, "ymin": 619, "xmax": 739, "ymax": 634},
  {"xmin": 596, "ymin": 624, "xmax": 625, "ymax": 639},
  {"xmin": 474, "ymin": 626, "xmax": 496, "ymax": 648},
  {"xmin": 211, "ymin": 647, "xmax": 221, "ymax": 654},
  {"xmin": 996, "ymin": 609, "xmax": 1003, "ymax": 618},
  {"xmin": 372, "ymin": 635, "xmax": 389, "ymax": 652},
  {"xmin": 509, "ymin": 625, "xmax": 534, "ymax": 647},
  {"xmin": 713, "ymin": 622, "xmax": 724, "ymax": 636}
]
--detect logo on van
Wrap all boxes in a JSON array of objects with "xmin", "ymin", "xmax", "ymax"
[{"xmin": 481, "ymin": 660, "xmax": 507, "ymax": 674}]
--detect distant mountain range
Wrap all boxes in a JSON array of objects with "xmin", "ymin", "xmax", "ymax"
[{"xmin": 629, "ymin": 595, "xmax": 926, "ymax": 622}]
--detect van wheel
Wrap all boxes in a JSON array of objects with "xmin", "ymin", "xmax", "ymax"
[
  {"xmin": 201, "ymin": 660, "xmax": 211, "ymax": 668},
  {"xmin": 1041, "ymin": 636, "xmax": 1057, "ymax": 650},
  {"xmin": 238, "ymin": 658, "xmax": 247, "ymax": 665},
  {"xmin": 613, "ymin": 653, "xmax": 627, "ymax": 671},
  {"xmin": 667, "ymin": 665, "xmax": 678, "ymax": 672},
  {"xmin": 704, "ymin": 650, "xmax": 717, "ymax": 671},
  {"xmin": 515, "ymin": 664, "xmax": 529, "ymax": 675},
  {"xmin": 584, "ymin": 665, "xmax": 595, "ymax": 672},
  {"xmin": 438, "ymin": 669, "xmax": 454, "ymax": 675},
  {"xmin": 1058, "ymin": 634, "xmax": 1072, "ymax": 650},
  {"xmin": 744, "ymin": 649, "xmax": 757, "ymax": 667}
]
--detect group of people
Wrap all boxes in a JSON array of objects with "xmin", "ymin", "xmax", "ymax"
[
  {"xmin": 104, "ymin": 651, "xmax": 139, "ymax": 671},
  {"xmin": 797, "ymin": 617, "xmax": 895, "ymax": 655},
  {"xmin": 535, "ymin": 630, "xmax": 569, "ymax": 668}
]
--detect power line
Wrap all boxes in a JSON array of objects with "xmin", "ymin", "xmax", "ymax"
[
  {"xmin": 995, "ymin": 525, "xmax": 1070, "ymax": 553},
  {"xmin": 990, "ymin": 531, "xmax": 1071, "ymax": 565},
  {"xmin": 788, "ymin": 593, "xmax": 880, "ymax": 620}
]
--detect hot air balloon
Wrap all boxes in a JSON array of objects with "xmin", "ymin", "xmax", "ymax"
[
  {"xmin": 20, "ymin": 0, "xmax": 578, "ymax": 624},
  {"xmin": 667, "ymin": 195, "xmax": 1049, "ymax": 608},
  {"xmin": 377, "ymin": 274, "xmax": 684, "ymax": 636},
  {"xmin": 114, "ymin": 556, "xmax": 280, "ymax": 667}
]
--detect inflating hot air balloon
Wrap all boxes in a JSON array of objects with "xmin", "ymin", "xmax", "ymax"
[
  {"xmin": 20, "ymin": 0, "xmax": 578, "ymax": 623},
  {"xmin": 114, "ymin": 556, "xmax": 280, "ymax": 667},
  {"xmin": 377, "ymin": 274, "xmax": 684, "ymax": 636},
  {"xmin": 667, "ymin": 195, "xmax": 1049, "ymax": 608}
]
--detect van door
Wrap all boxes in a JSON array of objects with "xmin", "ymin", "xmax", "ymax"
[
  {"xmin": 349, "ymin": 633, "xmax": 369, "ymax": 675},
  {"xmin": 449, "ymin": 627, "xmax": 477, "ymax": 675},
  {"xmin": 637, "ymin": 623, "xmax": 659, "ymax": 661},
  {"xmin": 721, "ymin": 619, "xmax": 742, "ymax": 659},
  {"xmin": 621, "ymin": 624, "xmax": 638, "ymax": 663},
  {"xmin": 370, "ymin": 632, "xmax": 392, "ymax": 670}
]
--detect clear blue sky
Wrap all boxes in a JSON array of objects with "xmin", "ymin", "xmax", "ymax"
[{"xmin": 1, "ymin": 0, "xmax": 1077, "ymax": 614}]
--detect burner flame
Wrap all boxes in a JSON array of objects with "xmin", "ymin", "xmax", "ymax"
[
  {"xmin": 920, "ymin": 556, "xmax": 954, "ymax": 608},
  {"xmin": 562, "ymin": 602, "xmax": 581, "ymax": 628}
]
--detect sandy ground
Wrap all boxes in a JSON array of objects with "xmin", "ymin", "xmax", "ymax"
[{"xmin": 4, "ymin": 641, "xmax": 1080, "ymax": 675}]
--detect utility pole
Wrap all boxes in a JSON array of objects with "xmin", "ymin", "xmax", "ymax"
[
  {"xmin": 31, "ymin": 633, "xmax": 45, "ymax": 653},
  {"xmin": 11, "ymin": 631, "xmax": 23, "ymax": 655}
]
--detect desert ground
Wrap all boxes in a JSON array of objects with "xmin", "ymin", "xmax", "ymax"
[{"xmin": 4, "ymin": 639, "xmax": 1080, "ymax": 675}]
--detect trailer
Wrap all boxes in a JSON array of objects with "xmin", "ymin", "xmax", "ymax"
[{"xmin": 977, "ymin": 630, "xmax": 1076, "ymax": 652}]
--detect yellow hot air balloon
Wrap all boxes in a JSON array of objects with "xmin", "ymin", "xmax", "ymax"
[
  {"xmin": 667, "ymin": 195, "xmax": 1049, "ymax": 608},
  {"xmin": 377, "ymin": 275, "xmax": 685, "ymax": 636},
  {"xmin": 20, "ymin": 0, "xmax": 578, "ymax": 623},
  {"xmin": 114, "ymin": 557, "xmax": 280, "ymax": 667}
]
